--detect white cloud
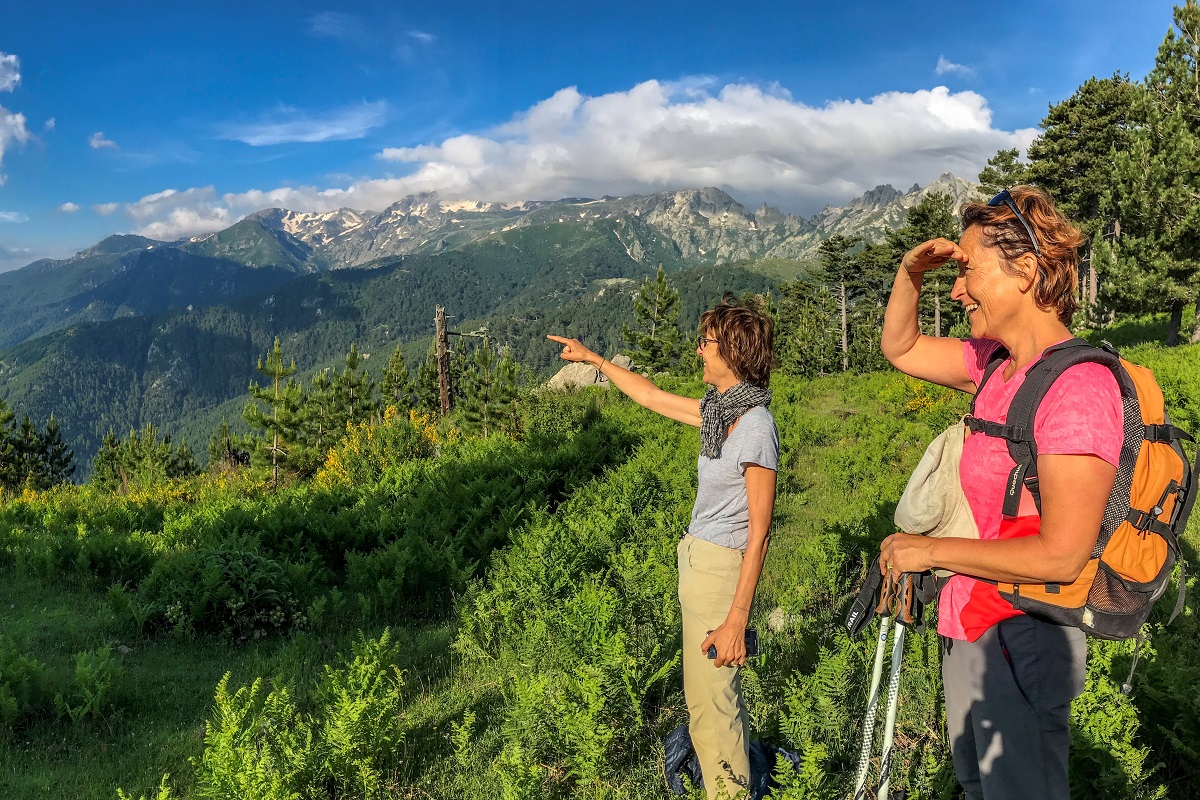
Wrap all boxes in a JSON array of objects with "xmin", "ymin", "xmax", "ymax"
[
  {"xmin": 0, "ymin": 211, "xmax": 29, "ymax": 223},
  {"xmin": 308, "ymin": 11, "xmax": 367, "ymax": 41},
  {"xmin": 217, "ymin": 101, "xmax": 388, "ymax": 146},
  {"xmin": 44, "ymin": 117, "xmax": 55, "ymax": 130},
  {"xmin": 408, "ymin": 30, "xmax": 436, "ymax": 43},
  {"xmin": 58, "ymin": 202, "xmax": 80, "ymax": 213},
  {"xmin": 935, "ymin": 56, "xmax": 975, "ymax": 78},
  {"xmin": 0, "ymin": 53, "xmax": 19, "ymax": 92},
  {"xmin": 92, "ymin": 202, "xmax": 120, "ymax": 216},
  {"xmin": 0, "ymin": 243, "xmax": 33, "ymax": 273},
  {"xmin": 374, "ymin": 80, "xmax": 1034, "ymax": 211},
  {"xmin": 90, "ymin": 131, "xmax": 118, "ymax": 149},
  {"xmin": 125, "ymin": 186, "xmax": 235, "ymax": 240},
  {"xmin": 114, "ymin": 79, "xmax": 1038, "ymax": 238},
  {"xmin": 0, "ymin": 55, "xmax": 29, "ymax": 185},
  {"xmin": 0, "ymin": 107, "xmax": 31, "ymax": 185}
]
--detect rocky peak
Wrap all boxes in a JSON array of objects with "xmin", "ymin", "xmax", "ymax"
[
  {"xmin": 75, "ymin": 234, "xmax": 166, "ymax": 259},
  {"xmin": 378, "ymin": 192, "xmax": 445, "ymax": 222},
  {"xmin": 850, "ymin": 184, "xmax": 903, "ymax": 210},
  {"xmin": 754, "ymin": 202, "xmax": 786, "ymax": 228},
  {"xmin": 900, "ymin": 173, "xmax": 982, "ymax": 212}
]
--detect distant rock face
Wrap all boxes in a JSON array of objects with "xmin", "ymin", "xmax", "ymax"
[
  {"xmin": 39, "ymin": 174, "xmax": 984, "ymax": 277},
  {"xmin": 221, "ymin": 179, "xmax": 984, "ymax": 270},
  {"xmin": 546, "ymin": 354, "xmax": 634, "ymax": 391}
]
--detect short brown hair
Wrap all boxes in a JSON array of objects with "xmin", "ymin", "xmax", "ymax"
[
  {"xmin": 699, "ymin": 302, "xmax": 777, "ymax": 387},
  {"xmin": 960, "ymin": 185, "xmax": 1087, "ymax": 325}
]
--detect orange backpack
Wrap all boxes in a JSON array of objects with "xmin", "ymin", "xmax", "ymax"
[{"xmin": 965, "ymin": 338, "xmax": 1196, "ymax": 642}]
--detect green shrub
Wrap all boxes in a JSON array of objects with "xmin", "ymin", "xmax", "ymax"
[
  {"xmin": 53, "ymin": 645, "xmax": 123, "ymax": 723},
  {"xmin": 137, "ymin": 539, "xmax": 312, "ymax": 641},
  {"xmin": 0, "ymin": 636, "xmax": 53, "ymax": 730},
  {"xmin": 195, "ymin": 630, "xmax": 405, "ymax": 800}
]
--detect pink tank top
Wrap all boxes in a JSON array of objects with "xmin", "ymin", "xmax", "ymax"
[{"xmin": 937, "ymin": 338, "xmax": 1123, "ymax": 642}]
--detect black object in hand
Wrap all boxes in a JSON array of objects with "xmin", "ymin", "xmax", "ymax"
[{"xmin": 706, "ymin": 628, "xmax": 758, "ymax": 659}]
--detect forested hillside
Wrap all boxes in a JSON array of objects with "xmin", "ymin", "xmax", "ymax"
[
  {"xmin": 0, "ymin": 217, "xmax": 712, "ymax": 469},
  {"xmin": 1, "ymin": 324, "xmax": 1196, "ymax": 800},
  {"xmin": 3, "ymin": 5, "xmax": 1200, "ymax": 798}
]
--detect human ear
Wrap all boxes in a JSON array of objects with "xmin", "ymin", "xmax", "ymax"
[{"xmin": 1014, "ymin": 252, "xmax": 1039, "ymax": 294}]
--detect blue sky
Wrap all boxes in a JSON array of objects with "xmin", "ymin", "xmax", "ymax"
[{"xmin": 0, "ymin": 0, "xmax": 1185, "ymax": 270}]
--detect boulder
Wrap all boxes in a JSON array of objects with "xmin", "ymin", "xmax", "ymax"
[{"xmin": 546, "ymin": 354, "xmax": 633, "ymax": 390}]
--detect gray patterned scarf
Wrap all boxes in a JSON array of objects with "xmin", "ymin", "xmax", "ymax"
[{"xmin": 699, "ymin": 382, "xmax": 772, "ymax": 458}]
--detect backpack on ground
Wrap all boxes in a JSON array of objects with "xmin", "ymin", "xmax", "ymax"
[{"xmin": 964, "ymin": 338, "xmax": 1197, "ymax": 641}]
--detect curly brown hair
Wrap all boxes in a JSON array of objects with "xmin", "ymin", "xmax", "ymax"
[
  {"xmin": 960, "ymin": 185, "xmax": 1088, "ymax": 326},
  {"xmin": 699, "ymin": 302, "xmax": 777, "ymax": 387}
]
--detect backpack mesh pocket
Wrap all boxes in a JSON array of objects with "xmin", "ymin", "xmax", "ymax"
[{"xmin": 1087, "ymin": 565, "xmax": 1154, "ymax": 616}]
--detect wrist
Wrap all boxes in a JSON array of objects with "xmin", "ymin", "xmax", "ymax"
[
  {"xmin": 926, "ymin": 537, "xmax": 942, "ymax": 571},
  {"xmin": 726, "ymin": 605, "xmax": 751, "ymax": 625}
]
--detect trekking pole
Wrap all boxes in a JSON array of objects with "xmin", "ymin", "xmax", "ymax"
[
  {"xmin": 876, "ymin": 615, "xmax": 907, "ymax": 799},
  {"xmin": 850, "ymin": 570, "xmax": 915, "ymax": 800},
  {"xmin": 852, "ymin": 614, "xmax": 892, "ymax": 800},
  {"xmin": 876, "ymin": 572, "xmax": 917, "ymax": 800}
]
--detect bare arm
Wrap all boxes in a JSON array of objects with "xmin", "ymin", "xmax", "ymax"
[
  {"xmin": 881, "ymin": 238, "xmax": 975, "ymax": 393},
  {"xmin": 881, "ymin": 453, "xmax": 1117, "ymax": 583},
  {"xmin": 704, "ymin": 463, "xmax": 777, "ymax": 667},
  {"xmin": 546, "ymin": 335, "xmax": 702, "ymax": 427}
]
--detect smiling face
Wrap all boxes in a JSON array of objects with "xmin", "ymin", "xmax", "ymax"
[
  {"xmin": 950, "ymin": 225, "xmax": 1036, "ymax": 341},
  {"xmin": 698, "ymin": 330, "xmax": 738, "ymax": 391}
]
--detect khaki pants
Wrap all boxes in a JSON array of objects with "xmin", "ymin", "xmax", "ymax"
[{"xmin": 678, "ymin": 534, "xmax": 749, "ymax": 799}]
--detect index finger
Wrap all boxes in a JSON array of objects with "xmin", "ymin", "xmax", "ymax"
[
  {"xmin": 545, "ymin": 335, "xmax": 573, "ymax": 345},
  {"xmin": 924, "ymin": 239, "xmax": 963, "ymax": 260}
]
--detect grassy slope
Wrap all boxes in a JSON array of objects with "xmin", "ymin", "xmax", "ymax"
[{"xmin": 1, "ymin": 320, "xmax": 1198, "ymax": 799}]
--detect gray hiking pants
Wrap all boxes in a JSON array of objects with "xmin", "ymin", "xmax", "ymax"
[{"xmin": 942, "ymin": 615, "xmax": 1087, "ymax": 800}]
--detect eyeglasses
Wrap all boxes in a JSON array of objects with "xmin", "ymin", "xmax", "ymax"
[
  {"xmin": 987, "ymin": 189, "xmax": 1040, "ymax": 255},
  {"xmin": 696, "ymin": 336, "xmax": 720, "ymax": 348}
]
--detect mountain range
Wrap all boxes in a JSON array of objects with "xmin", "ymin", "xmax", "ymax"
[{"xmin": 0, "ymin": 173, "xmax": 980, "ymax": 471}]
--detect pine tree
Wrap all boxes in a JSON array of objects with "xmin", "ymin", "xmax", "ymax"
[
  {"xmin": 243, "ymin": 337, "xmax": 302, "ymax": 484},
  {"xmin": 621, "ymin": 264, "xmax": 682, "ymax": 373},
  {"xmin": 331, "ymin": 342, "xmax": 375, "ymax": 432},
  {"xmin": 461, "ymin": 337, "xmax": 517, "ymax": 437},
  {"xmin": 978, "ymin": 148, "xmax": 1030, "ymax": 196},
  {"xmin": 13, "ymin": 415, "xmax": 44, "ymax": 488},
  {"xmin": 90, "ymin": 424, "xmax": 185, "ymax": 492},
  {"xmin": 495, "ymin": 347, "xmax": 522, "ymax": 438},
  {"xmin": 814, "ymin": 235, "xmax": 861, "ymax": 372},
  {"xmin": 207, "ymin": 419, "xmax": 236, "ymax": 473},
  {"xmin": 1026, "ymin": 74, "xmax": 1141, "ymax": 233},
  {"xmin": 92, "ymin": 430, "xmax": 123, "ymax": 491},
  {"xmin": 379, "ymin": 344, "xmax": 414, "ymax": 414},
  {"xmin": 170, "ymin": 440, "xmax": 200, "ymax": 479},
  {"xmin": 889, "ymin": 192, "xmax": 961, "ymax": 336},
  {"xmin": 39, "ymin": 414, "xmax": 75, "ymax": 487},
  {"xmin": 1107, "ymin": 1, "xmax": 1200, "ymax": 344},
  {"xmin": 127, "ymin": 424, "xmax": 175, "ymax": 485},
  {"xmin": 776, "ymin": 282, "xmax": 840, "ymax": 378},
  {"xmin": 414, "ymin": 347, "xmax": 441, "ymax": 415},
  {"xmin": 0, "ymin": 400, "xmax": 16, "ymax": 489},
  {"xmin": 296, "ymin": 369, "xmax": 337, "ymax": 475}
]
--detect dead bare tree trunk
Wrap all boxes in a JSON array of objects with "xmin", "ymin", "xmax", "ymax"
[
  {"xmin": 436, "ymin": 305, "xmax": 452, "ymax": 415},
  {"xmin": 840, "ymin": 279, "xmax": 849, "ymax": 372}
]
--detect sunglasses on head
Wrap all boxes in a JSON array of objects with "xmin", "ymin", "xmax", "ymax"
[{"xmin": 987, "ymin": 189, "xmax": 1040, "ymax": 255}]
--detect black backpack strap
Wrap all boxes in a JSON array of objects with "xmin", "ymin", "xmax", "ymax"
[
  {"xmin": 966, "ymin": 338, "xmax": 1133, "ymax": 518},
  {"xmin": 968, "ymin": 343, "xmax": 1009, "ymax": 417}
]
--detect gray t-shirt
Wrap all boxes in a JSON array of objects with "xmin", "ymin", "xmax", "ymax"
[{"xmin": 688, "ymin": 406, "xmax": 779, "ymax": 550}]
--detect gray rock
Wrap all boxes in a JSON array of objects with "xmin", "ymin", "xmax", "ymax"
[{"xmin": 546, "ymin": 354, "xmax": 633, "ymax": 390}]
